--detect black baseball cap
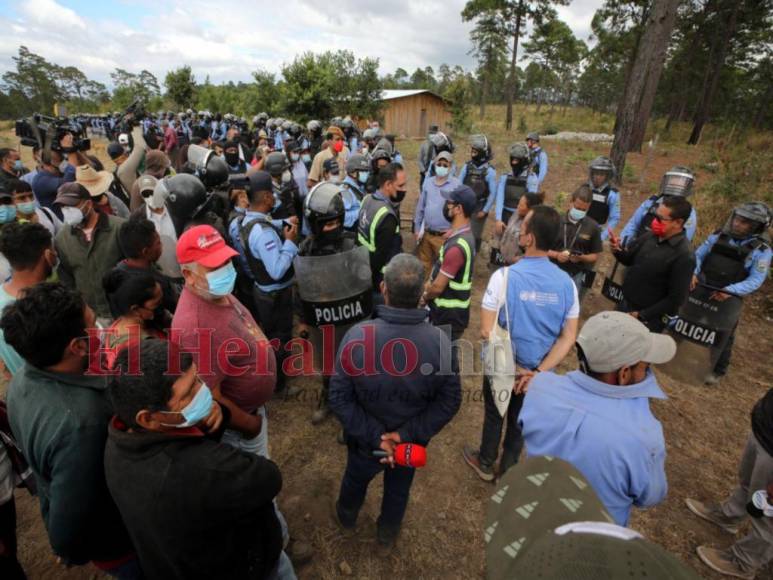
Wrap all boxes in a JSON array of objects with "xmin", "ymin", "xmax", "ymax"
[
  {"xmin": 448, "ymin": 185, "xmax": 477, "ymax": 216},
  {"xmin": 107, "ymin": 142, "xmax": 125, "ymax": 160},
  {"xmin": 247, "ymin": 170, "xmax": 273, "ymax": 194}
]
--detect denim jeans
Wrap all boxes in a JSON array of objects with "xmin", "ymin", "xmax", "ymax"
[
  {"xmin": 337, "ymin": 448, "xmax": 416, "ymax": 532},
  {"xmin": 221, "ymin": 407, "xmax": 296, "ymax": 580},
  {"xmin": 478, "ymin": 375, "xmax": 525, "ymax": 476}
]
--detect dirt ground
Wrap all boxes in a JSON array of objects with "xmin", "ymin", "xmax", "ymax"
[{"xmin": 4, "ymin": 130, "xmax": 772, "ymax": 579}]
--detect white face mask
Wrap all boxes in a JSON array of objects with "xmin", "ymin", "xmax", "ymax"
[{"xmin": 61, "ymin": 205, "xmax": 85, "ymax": 226}]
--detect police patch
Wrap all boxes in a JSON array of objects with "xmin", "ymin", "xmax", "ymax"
[
  {"xmin": 755, "ymin": 259, "xmax": 768, "ymax": 273},
  {"xmin": 265, "ymin": 241, "xmax": 277, "ymax": 251}
]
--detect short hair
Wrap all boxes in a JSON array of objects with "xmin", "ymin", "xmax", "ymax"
[
  {"xmin": 523, "ymin": 193, "xmax": 542, "ymax": 209},
  {"xmin": 571, "ymin": 184, "xmax": 593, "ymax": 204},
  {"xmin": 0, "ymin": 148, "xmax": 13, "ymax": 162},
  {"xmin": 525, "ymin": 205, "xmax": 561, "ymax": 251},
  {"xmin": 0, "ymin": 282, "xmax": 86, "ymax": 368},
  {"xmin": 383, "ymin": 253, "xmax": 425, "ymax": 309},
  {"xmin": 0, "ymin": 222, "xmax": 52, "ymax": 271},
  {"xmin": 8, "ymin": 179, "xmax": 32, "ymax": 194},
  {"xmin": 118, "ymin": 215, "xmax": 158, "ymax": 259},
  {"xmin": 103, "ymin": 268, "xmax": 158, "ymax": 319},
  {"xmin": 377, "ymin": 162, "xmax": 404, "ymax": 188},
  {"xmin": 662, "ymin": 196, "xmax": 692, "ymax": 224},
  {"xmin": 110, "ymin": 339, "xmax": 194, "ymax": 429}
]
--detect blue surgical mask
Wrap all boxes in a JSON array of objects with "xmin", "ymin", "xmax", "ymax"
[
  {"xmin": 301, "ymin": 153, "xmax": 312, "ymax": 163},
  {"xmin": 160, "ymin": 383, "xmax": 213, "ymax": 428},
  {"xmin": 435, "ymin": 165, "xmax": 449, "ymax": 177},
  {"xmin": 569, "ymin": 207, "xmax": 587, "ymax": 222},
  {"xmin": 13, "ymin": 160, "xmax": 23, "ymax": 172},
  {"xmin": 205, "ymin": 262, "xmax": 236, "ymax": 296},
  {"xmin": 17, "ymin": 201, "xmax": 37, "ymax": 215},
  {"xmin": 0, "ymin": 205, "xmax": 17, "ymax": 224},
  {"xmin": 358, "ymin": 171, "xmax": 369, "ymax": 184}
]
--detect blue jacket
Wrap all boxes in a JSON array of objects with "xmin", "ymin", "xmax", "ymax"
[
  {"xmin": 528, "ymin": 148, "xmax": 548, "ymax": 191},
  {"xmin": 329, "ymin": 305, "xmax": 461, "ymax": 451},
  {"xmin": 520, "ymin": 370, "xmax": 668, "ymax": 526},
  {"xmin": 694, "ymin": 233, "xmax": 771, "ymax": 296},
  {"xmin": 621, "ymin": 197, "xmax": 698, "ymax": 243}
]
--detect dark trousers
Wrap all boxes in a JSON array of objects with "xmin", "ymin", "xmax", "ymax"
[
  {"xmin": 478, "ymin": 375, "xmax": 525, "ymax": 476},
  {"xmin": 337, "ymin": 448, "xmax": 416, "ymax": 532},
  {"xmin": 616, "ymin": 299, "xmax": 665, "ymax": 333},
  {"xmin": 252, "ymin": 286, "xmax": 294, "ymax": 391},
  {"xmin": 714, "ymin": 324, "xmax": 737, "ymax": 376},
  {"xmin": 0, "ymin": 499, "xmax": 25, "ymax": 580}
]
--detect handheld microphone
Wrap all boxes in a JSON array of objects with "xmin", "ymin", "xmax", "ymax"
[{"xmin": 373, "ymin": 443, "xmax": 427, "ymax": 468}]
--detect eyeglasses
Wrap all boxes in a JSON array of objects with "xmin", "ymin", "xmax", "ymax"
[{"xmin": 656, "ymin": 215, "xmax": 677, "ymax": 222}]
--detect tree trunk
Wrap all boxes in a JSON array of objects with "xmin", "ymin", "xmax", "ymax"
[
  {"xmin": 505, "ymin": 1, "xmax": 524, "ymax": 131},
  {"xmin": 752, "ymin": 79, "xmax": 773, "ymax": 129},
  {"xmin": 611, "ymin": 0, "xmax": 680, "ymax": 176},
  {"xmin": 688, "ymin": 1, "xmax": 740, "ymax": 145},
  {"xmin": 479, "ymin": 74, "xmax": 488, "ymax": 119}
]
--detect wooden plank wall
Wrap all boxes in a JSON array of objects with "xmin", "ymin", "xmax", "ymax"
[{"xmin": 383, "ymin": 94, "xmax": 451, "ymax": 138}]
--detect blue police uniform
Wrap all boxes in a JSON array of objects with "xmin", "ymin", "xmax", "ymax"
[
  {"xmin": 621, "ymin": 196, "xmax": 698, "ymax": 243},
  {"xmin": 341, "ymin": 176, "xmax": 364, "ymax": 231},
  {"xmin": 527, "ymin": 148, "xmax": 548, "ymax": 192}
]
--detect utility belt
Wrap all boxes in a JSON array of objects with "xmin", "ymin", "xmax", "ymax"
[
  {"xmin": 252, "ymin": 283, "xmax": 292, "ymax": 299},
  {"xmin": 425, "ymin": 228, "xmax": 448, "ymax": 237}
]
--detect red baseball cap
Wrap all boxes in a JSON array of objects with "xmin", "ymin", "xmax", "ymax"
[{"xmin": 176, "ymin": 225, "xmax": 238, "ymax": 268}]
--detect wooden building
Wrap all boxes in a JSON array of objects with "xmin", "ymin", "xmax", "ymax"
[{"xmin": 378, "ymin": 90, "xmax": 451, "ymax": 138}]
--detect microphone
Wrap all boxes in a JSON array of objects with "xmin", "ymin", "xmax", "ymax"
[{"xmin": 373, "ymin": 443, "xmax": 427, "ymax": 468}]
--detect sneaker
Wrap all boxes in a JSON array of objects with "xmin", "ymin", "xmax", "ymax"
[
  {"xmin": 311, "ymin": 405, "xmax": 331, "ymax": 425},
  {"xmin": 696, "ymin": 546, "xmax": 756, "ymax": 579},
  {"xmin": 376, "ymin": 522, "xmax": 399, "ymax": 555},
  {"xmin": 685, "ymin": 498, "xmax": 740, "ymax": 534},
  {"xmin": 287, "ymin": 539, "xmax": 314, "ymax": 566},
  {"xmin": 705, "ymin": 373, "xmax": 722, "ymax": 386},
  {"xmin": 462, "ymin": 445, "xmax": 495, "ymax": 482}
]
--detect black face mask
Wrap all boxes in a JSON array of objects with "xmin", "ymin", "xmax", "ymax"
[
  {"xmin": 472, "ymin": 152, "xmax": 486, "ymax": 165},
  {"xmin": 442, "ymin": 203, "xmax": 454, "ymax": 223},
  {"xmin": 317, "ymin": 225, "xmax": 343, "ymax": 245},
  {"xmin": 225, "ymin": 152, "xmax": 239, "ymax": 166},
  {"xmin": 392, "ymin": 189, "xmax": 406, "ymax": 203},
  {"xmin": 511, "ymin": 160, "xmax": 527, "ymax": 175}
]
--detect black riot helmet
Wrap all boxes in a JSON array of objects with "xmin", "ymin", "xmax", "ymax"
[
  {"xmin": 659, "ymin": 166, "xmax": 695, "ymax": 198},
  {"xmin": 304, "ymin": 182, "xmax": 345, "ymax": 240},
  {"xmin": 163, "ymin": 174, "xmax": 213, "ymax": 237},
  {"xmin": 724, "ymin": 202, "xmax": 771, "ymax": 240},
  {"xmin": 185, "ymin": 144, "xmax": 229, "ymax": 189},
  {"xmin": 264, "ymin": 152, "xmax": 290, "ymax": 177}
]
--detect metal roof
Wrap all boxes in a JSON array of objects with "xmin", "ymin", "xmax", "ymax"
[{"xmin": 381, "ymin": 89, "xmax": 446, "ymax": 101}]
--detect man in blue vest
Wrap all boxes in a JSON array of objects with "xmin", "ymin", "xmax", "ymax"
[
  {"xmin": 692, "ymin": 202, "xmax": 771, "ymax": 385},
  {"xmin": 458, "ymin": 135, "xmax": 497, "ymax": 252},
  {"xmin": 423, "ymin": 185, "xmax": 477, "ymax": 341},
  {"xmin": 525, "ymin": 132, "xmax": 548, "ymax": 193},
  {"xmin": 229, "ymin": 171, "xmax": 299, "ymax": 396},
  {"xmin": 586, "ymin": 156, "xmax": 621, "ymax": 240},
  {"xmin": 463, "ymin": 205, "xmax": 579, "ymax": 481}
]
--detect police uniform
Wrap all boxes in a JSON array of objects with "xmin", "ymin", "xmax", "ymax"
[
  {"xmin": 428, "ymin": 225, "xmax": 476, "ymax": 341},
  {"xmin": 621, "ymin": 196, "xmax": 698, "ymax": 243},
  {"xmin": 356, "ymin": 192, "xmax": 403, "ymax": 290},
  {"xmin": 270, "ymin": 177, "xmax": 299, "ymax": 221},
  {"xmin": 488, "ymin": 169, "xmax": 529, "ymax": 267},
  {"xmin": 459, "ymin": 161, "xmax": 497, "ymax": 252},
  {"xmin": 527, "ymin": 147, "xmax": 548, "ymax": 193},
  {"xmin": 229, "ymin": 210, "xmax": 296, "ymax": 392},
  {"xmin": 694, "ymin": 231, "xmax": 772, "ymax": 376},
  {"xmin": 340, "ymin": 177, "xmax": 365, "ymax": 231},
  {"xmin": 586, "ymin": 183, "xmax": 621, "ymax": 241}
]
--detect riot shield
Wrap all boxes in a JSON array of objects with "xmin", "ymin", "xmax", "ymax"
[
  {"xmin": 577, "ymin": 268, "xmax": 597, "ymax": 290},
  {"xmin": 601, "ymin": 259, "xmax": 626, "ymax": 304},
  {"xmin": 293, "ymin": 245, "xmax": 374, "ymax": 370},
  {"xmin": 659, "ymin": 284, "xmax": 743, "ymax": 384}
]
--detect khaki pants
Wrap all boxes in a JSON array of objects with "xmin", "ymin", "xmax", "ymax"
[
  {"xmin": 721, "ymin": 433, "xmax": 773, "ymax": 571},
  {"xmin": 416, "ymin": 232, "xmax": 445, "ymax": 278}
]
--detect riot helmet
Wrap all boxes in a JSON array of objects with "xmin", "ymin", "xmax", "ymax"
[
  {"xmin": 186, "ymin": 144, "xmax": 229, "ymax": 188},
  {"xmin": 163, "ymin": 174, "xmax": 212, "ymax": 237},
  {"xmin": 264, "ymin": 152, "xmax": 290, "ymax": 177},
  {"xmin": 307, "ymin": 120, "xmax": 322, "ymax": 134},
  {"xmin": 659, "ymin": 166, "xmax": 695, "ymax": 198},
  {"xmin": 280, "ymin": 120, "xmax": 292, "ymax": 132},
  {"xmin": 304, "ymin": 181, "xmax": 345, "ymax": 241},
  {"xmin": 429, "ymin": 131, "xmax": 452, "ymax": 154},
  {"xmin": 470, "ymin": 134, "xmax": 491, "ymax": 164},
  {"xmin": 508, "ymin": 142, "xmax": 530, "ymax": 174},
  {"xmin": 589, "ymin": 156, "xmax": 616, "ymax": 189},
  {"xmin": 346, "ymin": 154, "xmax": 369, "ymax": 174},
  {"xmin": 724, "ymin": 202, "xmax": 771, "ymax": 240}
]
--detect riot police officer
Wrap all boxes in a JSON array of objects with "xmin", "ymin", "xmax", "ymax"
[
  {"xmin": 341, "ymin": 154, "xmax": 368, "ymax": 231},
  {"xmin": 621, "ymin": 166, "xmax": 698, "ymax": 243},
  {"xmin": 586, "ymin": 156, "xmax": 621, "ymax": 240},
  {"xmin": 426, "ymin": 131, "xmax": 456, "ymax": 178},
  {"xmin": 163, "ymin": 173, "xmax": 223, "ymax": 237},
  {"xmin": 264, "ymin": 151, "xmax": 299, "ymax": 222},
  {"xmin": 692, "ymin": 202, "xmax": 772, "ymax": 385},
  {"xmin": 491, "ymin": 143, "xmax": 530, "ymax": 267},
  {"xmin": 422, "ymin": 185, "xmax": 477, "ymax": 341},
  {"xmin": 365, "ymin": 141, "xmax": 392, "ymax": 194},
  {"xmin": 525, "ymin": 132, "xmax": 548, "ymax": 193},
  {"xmin": 306, "ymin": 120, "xmax": 324, "ymax": 160},
  {"xmin": 295, "ymin": 182, "xmax": 371, "ymax": 424},
  {"xmin": 357, "ymin": 162, "xmax": 406, "ymax": 291},
  {"xmin": 458, "ymin": 134, "xmax": 497, "ymax": 253},
  {"xmin": 229, "ymin": 170, "xmax": 299, "ymax": 396}
]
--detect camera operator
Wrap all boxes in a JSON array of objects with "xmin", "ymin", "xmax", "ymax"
[{"xmin": 31, "ymin": 133, "xmax": 91, "ymax": 218}]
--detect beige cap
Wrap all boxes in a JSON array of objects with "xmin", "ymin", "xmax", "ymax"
[
  {"xmin": 577, "ymin": 311, "xmax": 676, "ymax": 373},
  {"xmin": 435, "ymin": 151, "xmax": 453, "ymax": 163}
]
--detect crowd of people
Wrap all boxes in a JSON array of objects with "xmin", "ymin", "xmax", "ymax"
[{"xmin": 0, "ymin": 106, "xmax": 770, "ymax": 580}]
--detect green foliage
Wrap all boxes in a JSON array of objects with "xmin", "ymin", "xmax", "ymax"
[
  {"xmin": 111, "ymin": 68, "xmax": 161, "ymax": 107},
  {"xmin": 445, "ymin": 77, "xmax": 473, "ymax": 134},
  {"xmin": 518, "ymin": 114, "xmax": 528, "ymax": 132},
  {"xmin": 165, "ymin": 66, "xmax": 196, "ymax": 109}
]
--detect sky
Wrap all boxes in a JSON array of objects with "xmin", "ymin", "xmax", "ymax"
[{"xmin": 0, "ymin": 0, "xmax": 603, "ymax": 87}]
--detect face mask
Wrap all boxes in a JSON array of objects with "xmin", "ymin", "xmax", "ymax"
[
  {"xmin": 569, "ymin": 207, "xmax": 587, "ymax": 222},
  {"xmin": 442, "ymin": 203, "xmax": 454, "ymax": 223},
  {"xmin": 17, "ymin": 201, "xmax": 37, "ymax": 215},
  {"xmin": 333, "ymin": 140, "xmax": 344, "ymax": 153},
  {"xmin": 13, "ymin": 160, "xmax": 23, "ymax": 172},
  {"xmin": 357, "ymin": 171, "xmax": 369, "ymax": 184},
  {"xmin": 61, "ymin": 206, "xmax": 85, "ymax": 226},
  {"xmin": 650, "ymin": 217, "xmax": 667, "ymax": 238},
  {"xmin": 205, "ymin": 262, "xmax": 236, "ymax": 296},
  {"xmin": 301, "ymin": 153, "xmax": 312, "ymax": 163},
  {"xmin": 224, "ymin": 152, "xmax": 239, "ymax": 166},
  {"xmin": 318, "ymin": 225, "xmax": 343, "ymax": 245},
  {"xmin": 0, "ymin": 205, "xmax": 16, "ymax": 224},
  {"xmin": 290, "ymin": 153, "xmax": 300, "ymax": 162},
  {"xmin": 160, "ymin": 383, "xmax": 213, "ymax": 428},
  {"xmin": 472, "ymin": 152, "xmax": 485, "ymax": 165},
  {"xmin": 435, "ymin": 166, "xmax": 449, "ymax": 178},
  {"xmin": 392, "ymin": 189, "xmax": 407, "ymax": 204}
]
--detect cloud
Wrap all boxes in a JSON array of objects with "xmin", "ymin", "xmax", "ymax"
[{"xmin": 1, "ymin": 0, "xmax": 602, "ymax": 86}]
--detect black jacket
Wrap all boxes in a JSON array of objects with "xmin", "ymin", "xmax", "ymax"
[
  {"xmin": 104, "ymin": 420, "xmax": 283, "ymax": 580},
  {"xmin": 752, "ymin": 389, "xmax": 773, "ymax": 457}
]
